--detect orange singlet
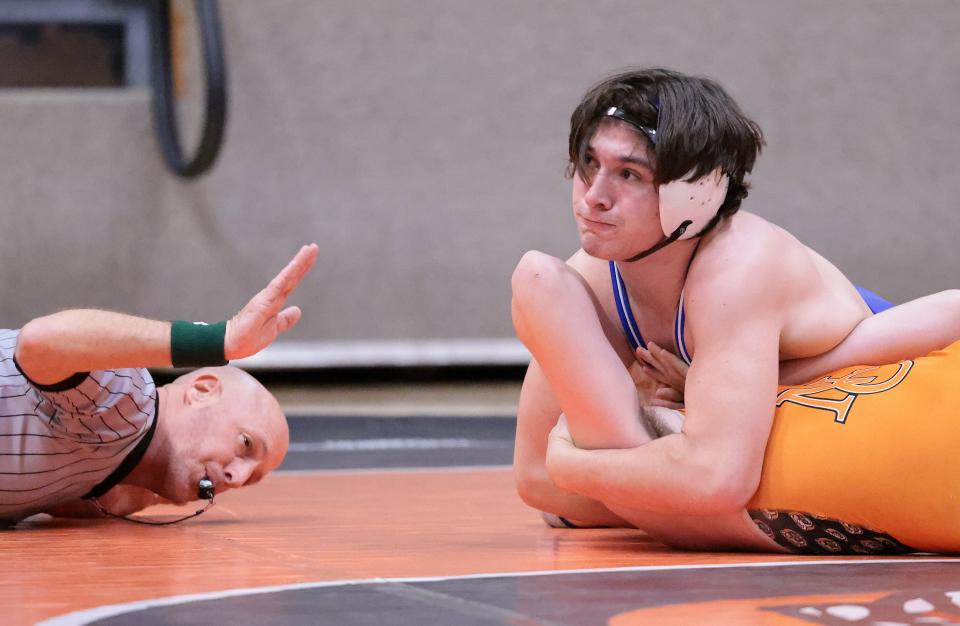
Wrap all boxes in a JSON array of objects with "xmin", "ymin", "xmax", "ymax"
[{"xmin": 746, "ymin": 339, "xmax": 960, "ymax": 554}]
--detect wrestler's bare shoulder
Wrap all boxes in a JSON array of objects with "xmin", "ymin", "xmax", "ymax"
[
  {"xmin": 690, "ymin": 211, "xmax": 871, "ymax": 359},
  {"xmin": 694, "ymin": 211, "xmax": 808, "ymax": 269},
  {"xmin": 679, "ymin": 213, "xmax": 804, "ymax": 322}
]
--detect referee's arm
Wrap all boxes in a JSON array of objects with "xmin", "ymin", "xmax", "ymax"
[
  {"xmin": 15, "ymin": 310, "xmax": 171, "ymax": 386},
  {"xmin": 16, "ymin": 243, "xmax": 319, "ymax": 386}
]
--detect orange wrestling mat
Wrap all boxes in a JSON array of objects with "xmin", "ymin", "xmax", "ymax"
[{"xmin": 6, "ymin": 467, "xmax": 957, "ymax": 626}]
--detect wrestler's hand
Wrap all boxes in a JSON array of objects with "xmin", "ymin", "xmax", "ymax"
[
  {"xmin": 547, "ymin": 414, "xmax": 574, "ymax": 448},
  {"xmin": 545, "ymin": 414, "xmax": 579, "ymax": 490},
  {"xmin": 635, "ymin": 342, "xmax": 689, "ymax": 408},
  {"xmin": 652, "ymin": 386, "xmax": 684, "ymax": 410},
  {"xmin": 224, "ymin": 244, "xmax": 319, "ymax": 360},
  {"xmin": 627, "ymin": 359, "xmax": 660, "ymax": 405}
]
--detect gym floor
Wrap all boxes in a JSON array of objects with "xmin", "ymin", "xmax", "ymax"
[{"xmin": 6, "ymin": 382, "xmax": 959, "ymax": 626}]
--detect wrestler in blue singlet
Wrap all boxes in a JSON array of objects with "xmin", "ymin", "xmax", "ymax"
[
  {"xmin": 553, "ymin": 265, "xmax": 894, "ymax": 531},
  {"xmin": 608, "ymin": 260, "xmax": 894, "ymax": 365}
]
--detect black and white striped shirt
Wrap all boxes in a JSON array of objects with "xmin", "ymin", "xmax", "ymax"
[{"xmin": 0, "ymin": 328, "xmax": 157, "ymax": 523}]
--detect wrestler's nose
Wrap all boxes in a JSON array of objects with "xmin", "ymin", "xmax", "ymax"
[{"xmin": 583, "ymin": 174, "xmax": 613, "ymax": 211}]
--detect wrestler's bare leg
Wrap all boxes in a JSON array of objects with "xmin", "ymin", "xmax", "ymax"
[
  {"xmin": 512, "ymin": 251, "xmax": 651, "ymax": 449},
  {"xmin": 514, "ymin": 357, "xmax": 635, "ymax": 527}
]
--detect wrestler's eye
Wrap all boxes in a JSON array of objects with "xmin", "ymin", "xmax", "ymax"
[{"xmin": 621, "ymin": 169, "xmax": 642, "ymax": 181}]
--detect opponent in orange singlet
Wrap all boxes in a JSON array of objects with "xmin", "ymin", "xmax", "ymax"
[{"xmin": 745, "ymin": 339, "xmax": 960, "ymax": 554}]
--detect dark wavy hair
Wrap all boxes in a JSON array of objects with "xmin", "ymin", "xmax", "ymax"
[{"xmin": 568, "ymin": 68, "xmax": 765, "ymax": 229}]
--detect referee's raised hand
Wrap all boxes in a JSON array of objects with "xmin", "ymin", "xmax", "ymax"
[{"xmin": 224, "ymin": 244, "xmax": 319, "ymax": 360}]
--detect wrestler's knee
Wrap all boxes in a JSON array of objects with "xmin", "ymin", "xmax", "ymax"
[
  {"xmin": 512, "ymin": 251, "xmax": 567, "ymax": 341},
  {"xmin": 516, "ymin": 474, "xmax": 585, "ymax": 528},
  {"xmin": 514, "ymin": 463, "xmax": 549, "ymax": 511},
  {"xmin": 511, "ymin": 250, "xmax": 571, "ymax": 305}
]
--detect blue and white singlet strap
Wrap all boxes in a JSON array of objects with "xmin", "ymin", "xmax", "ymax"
[
  {"xmin": 674, "ymin": 288, "xmax": 693, "ymax": 366},
  {"xmin": 608, "ymin": 261, "xmax": 646, "ymax": 351}
]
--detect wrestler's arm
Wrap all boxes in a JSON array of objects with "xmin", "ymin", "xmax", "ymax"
[
  {"xmin": 15, "ymin": 244, "xmax": 318, "ymax": 385},
  {"xmin": 545, "ymin": 257, "xmax": 782, "ymax": 515},
  {"xmin": 639, "ymin": 290, "xmax": 960, "ymax": 393},
  {"xmin": 514, "ymin": 358, "xmax": 633, "ymax": 527},
  {"xmin": 780, "ymin": 290, "xmax": 960, "ymax": 385}
]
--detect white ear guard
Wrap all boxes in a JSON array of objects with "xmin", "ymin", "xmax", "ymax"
[
  {"xmin": 603, "ymin": 107, "xmax": 730, "ymax": 241},
  {"xmin": 658, "ymin": 169, "xmax": 729, "ymax": 239}
]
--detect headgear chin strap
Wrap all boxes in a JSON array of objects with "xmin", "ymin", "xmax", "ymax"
[
  {"xmin": 623, "ymin": 219, "xmax": 692, "ymax": 262},
  {"xmin": 603, "ymin": 106, "xmax": 730, "ymax": 261}
]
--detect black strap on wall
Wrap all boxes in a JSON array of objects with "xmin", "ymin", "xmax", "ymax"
[{"xmin": 148, "ymin": 0, "xmax": 227, "ymax": 178}]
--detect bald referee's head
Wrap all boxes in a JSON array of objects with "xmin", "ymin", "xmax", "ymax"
[{"xmin": 130, "ymin": 366, "xmax": 289, "ymax": 504}]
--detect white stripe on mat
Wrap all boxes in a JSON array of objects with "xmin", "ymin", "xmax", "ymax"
[{"xmin": 39, "ymin": 558, "xmax": 960, "ymax": 626}]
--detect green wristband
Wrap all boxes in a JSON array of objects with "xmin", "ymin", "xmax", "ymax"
[{"xmin": 170, "ymin": 320, "xmax": 228, "ymax": 368}]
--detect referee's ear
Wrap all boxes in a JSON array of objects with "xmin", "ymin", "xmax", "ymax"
[{"xmin": 184, "ymin": 371, "xmax": 224, "ymax": 405}]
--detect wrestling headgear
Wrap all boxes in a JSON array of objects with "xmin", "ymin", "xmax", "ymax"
[{"xmin": 603, "ymin": 106, "xmax": 729, "ymax": 261}]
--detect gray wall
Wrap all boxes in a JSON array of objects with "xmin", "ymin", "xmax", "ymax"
[{"xmin": 1, "ymin": 1, "xmax": 958, "ymax": 361}]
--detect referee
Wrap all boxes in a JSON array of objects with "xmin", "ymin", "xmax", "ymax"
[{"xmin": 0, "ymin": 244, "xmax": 317, "ymax": 525}]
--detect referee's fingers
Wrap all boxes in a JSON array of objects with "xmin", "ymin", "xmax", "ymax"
[
  {"xmin": 268, "ymin": 244, "xmax": 319, "ymax": 302},
  {"xmin": 276, "ymin": 306, "xmax": 302, "ymax": 334}
]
